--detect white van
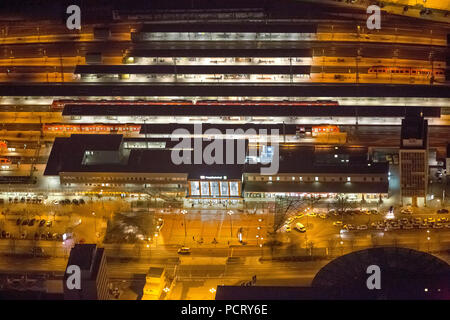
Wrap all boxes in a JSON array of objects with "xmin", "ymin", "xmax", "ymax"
[{"xmin": 294, "ymin": 222, "xmax": 306, "ymax": 233}]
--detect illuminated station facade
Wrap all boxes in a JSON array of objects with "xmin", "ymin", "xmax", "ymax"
[{"xmin": 1, "ymin": 21, "xmax": 449, "ymax": 208}]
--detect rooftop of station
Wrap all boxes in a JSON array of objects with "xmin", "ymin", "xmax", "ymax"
[
  {"xmin": 74, "ymin": 65, "xmax": 311, "ymax": 75},
  {"xmin": 62, "ymin": 104, "xmax": 441, "ymax": 118},
  {"xmin": 138, "ymin": 123, "xmax": 299, "ymax": 135},
  {"xmin": 136, "ymin": 23, "xmax": 317, "ymax": 33},
  {"xmin": 126, "ymin": 48, "xmax": 312, "ymax": 57},
  {"xmin": 44, "ymin": 134, "xmax": 388, "ymax": 180},
  {"xmin": 2, "ymin": 84, "xmax": 449, "ymax": 98}
]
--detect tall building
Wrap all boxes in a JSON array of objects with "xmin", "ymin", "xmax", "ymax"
[
  {"xmin": 399, "ymin": 115, "xmax": 429, "ymax": 206},
  {"xmin": 64, "ymin": 244, "xmax": 109, "ymax": 300}
]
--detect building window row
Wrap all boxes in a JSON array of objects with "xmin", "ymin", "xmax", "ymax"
[{"xmin": 247, "ymin": 175, "xmax": 383, "ymax": 182}]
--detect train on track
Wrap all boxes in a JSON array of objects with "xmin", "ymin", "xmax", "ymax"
[
  {"xmin": 43, "ymin": 123, "xmax": 340, "ymax": 135},
  {"xmin": 0, "ymin": 157, "xmax": 11, "ymax": 165},
  {"xmin": 43, "ymin": 123, "xmax": 141, "ymax": 133},
  {"xmin": 368, "ymin": 66, "xmax": 445, "ymax": 77},
  {"xmin": 51, "ymin": 99, "xmax": 339, "ymax": 110}
]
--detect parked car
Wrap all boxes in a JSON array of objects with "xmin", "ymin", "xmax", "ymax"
[
  {"xmin": 357, "ymin": 225, "xmax": 368, "ymax": 230},
  {"xmin": 177, "ymin": 247, "xmax": 191, "ymax": 255},
  {"xmin": 306, "ymin": 212, "xmax": 317, "ymax": 217},
  {"xmin": 403, "ymin": 224, "xmax": 413, "ymax": 230},
  {"xmin": 427, "ymin": 218, "xmax": 436, "ymax": 223},
  {"xmin": 433, "ymin": 223, "xmax": 443, "ymax": 229},
  {"xmin": 28, "ymin": 219, "xmax": 36, "ymax": 226},
  {"xmin": 419, "ymin": 223, "xmax": 429, "ymax": 229},
  {"xmin": 437, "ymin": 209, "xmax": 449, "ymax": 214},
  {"xmin": 40, "ymin": 234, "xmax": 46, "ymax": 240},
  {"xmin": 78, "ymin": 199, "xmax": 85, "ymax": 205},
  {"xmin": 445, "ymin": 223, "xmax": 450, "ymax": 229},
  {"xmin": 400, "ymin": 218, "xmax": 410, "ymax": 224},
  {"xmin": 1, "ymin": 230, "xmax": 6, "ymax": 238},
  {"xmin": 16, "ymin": 218, "xmax": 22, "ymax": 225},
  {"xmin": 294, "ymin": 222, "xmax": 306, "ymax": 233},
  {"xmin": 46, "ymin": 220, "xmax": 52, "ymax": 227},
  {"xmin": 401, "ymin": 208, "xmax": 412, "ymax": 215},
  {"xmin": 38, "ymin": 219, "xmax": 46, "ymax": 227},
  {"xmin": 333, "ymin": 221, "xmax": 343, "ymax": 226},
  {"xmin": 21, "ymin": 219, "xmax": 29, "ymax": 226},
  {"xmin": 369, "ymin": 210, "xmax": 378, "ymax": 215},
  {"xmin": 318, "ymin": 213, "xmax": 327, "ymax": 219}
]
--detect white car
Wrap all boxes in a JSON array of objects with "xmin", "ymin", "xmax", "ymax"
[
  {"xmin": 177, "ymin": 247, "xmax": 191, "ymax": 255},
  {"xmin": 357, "ymin": 225, "xmax": 368, "ymax": 230}
]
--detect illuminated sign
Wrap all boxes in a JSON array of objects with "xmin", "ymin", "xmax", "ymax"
[{"xmin": 200, "ymin": 176, "xmax": 227, "ymax": 180}]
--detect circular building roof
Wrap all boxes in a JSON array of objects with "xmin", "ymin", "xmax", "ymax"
[{"xmin": 312, "ymin": 247, "xmax": 450, "ymax": 299}]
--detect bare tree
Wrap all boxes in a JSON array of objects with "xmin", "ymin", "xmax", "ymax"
[
  {"xmin": 272, "ymin": 195, "xmax": 321, "ymax": 233},
  {"xmin": 333, "ymin": 194, "xmax": 354, "ymax": 222}
]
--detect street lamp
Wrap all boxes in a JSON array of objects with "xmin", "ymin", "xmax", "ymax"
[
  {"xmin": 228, "ymin": 210, "xmax": 234, "ymax": 240},
  {"xmin": 181, "ymin": 210, "xmax": 187, "ymax": 244}
]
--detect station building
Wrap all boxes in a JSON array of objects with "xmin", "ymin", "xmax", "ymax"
[{"xmin": 44, "ymin": 134, "xmax": 389, "ymax": 205}]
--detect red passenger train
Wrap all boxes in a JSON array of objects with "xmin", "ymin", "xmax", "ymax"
[
  {"xmin": 368, "ymin": 66, "xmax": 445, "ymax": 77},
  {"xmin": 43, "ymin": 123, "xmax": 339, "ymax": 135},
  {"xmin": 51, "ymin": 99, "xmax": 339, "ymax": 110},
  {"xmin": 43, "ymin": 123, "xmax": 141, "ymax": 133}
]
